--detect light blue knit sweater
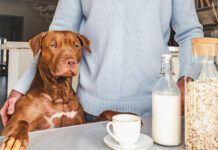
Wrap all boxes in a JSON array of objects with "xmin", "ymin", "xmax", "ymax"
[{"xmin": 14, "ymin": 0, "xmax": 203, "ymax": 116}]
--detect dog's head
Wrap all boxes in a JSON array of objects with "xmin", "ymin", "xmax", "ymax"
[{"xmin": 29, "ymin": 31, "xmax": 91, "ymax": 78}]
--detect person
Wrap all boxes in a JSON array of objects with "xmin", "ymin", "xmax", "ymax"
[{"xmin": 1, "ymin": 0, "xmax": 203, "ymax": 125}]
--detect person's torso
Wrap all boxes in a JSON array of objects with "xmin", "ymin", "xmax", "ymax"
[{"xmin": 78, "ymin": 0, "xmax": 173, "ymax": 100}]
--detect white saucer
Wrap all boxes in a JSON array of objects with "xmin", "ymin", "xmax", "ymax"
[{"xmin": 103, "ymin": 134, "xmax": 153, "ymax": 150}]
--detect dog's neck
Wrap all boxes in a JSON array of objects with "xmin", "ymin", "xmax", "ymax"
[{"xmin": 31, "ymin": 60, "xmax": 75, "ymax": 103}]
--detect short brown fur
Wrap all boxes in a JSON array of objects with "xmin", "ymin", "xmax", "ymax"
[{"xmin": 1, "ymin": 31, "xmax": 136, "ymax": 150}]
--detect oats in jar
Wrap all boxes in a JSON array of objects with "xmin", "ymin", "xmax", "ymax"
[{"xmin": 185, "ymin": 79, "xmax": 218, "ymax": 150}]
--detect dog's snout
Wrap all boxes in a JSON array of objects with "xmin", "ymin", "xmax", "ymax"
[{"xmin": 65, "ymin": 58, "xmax": 77, "ymax": 66}]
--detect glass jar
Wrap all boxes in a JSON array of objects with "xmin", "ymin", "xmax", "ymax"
[
  {"xmin": 152, "ymin": 54, "xmax": 181, "ymax": 146},
  {"xmin": 185, "ymin": 38, "xmax": 218, "ymax": 150}
]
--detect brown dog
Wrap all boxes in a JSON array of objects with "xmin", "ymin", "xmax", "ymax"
[{"xmin": 0, "ymin": 31, "xmax": 121, "ymax": 150}]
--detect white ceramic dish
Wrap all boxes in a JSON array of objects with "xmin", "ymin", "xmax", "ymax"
[{"xmin": 103, "ymin": 134, "xmax": 153, "ymax": 150}]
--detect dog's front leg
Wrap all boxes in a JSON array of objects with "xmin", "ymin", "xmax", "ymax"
[{"xmin": 1, "ymin": 120, "xmax": 29, "ymax": 150}]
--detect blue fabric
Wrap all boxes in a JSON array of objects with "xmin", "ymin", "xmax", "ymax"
[
  {"xmin": 14, "ymin": 0, "xmax": 203, "ymax": 116},
  {"xmin": 85, "ymin": 112, "xmax": 96, "ymax": 123}
]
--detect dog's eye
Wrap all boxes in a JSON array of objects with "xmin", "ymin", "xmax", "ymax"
[
  {"xmin": 50, "ymin": 41, "xmax": 57, "ymax": 48},
  {"xmin": 73, "ymin": 43, "xmax": 80, "ymax": 48}
]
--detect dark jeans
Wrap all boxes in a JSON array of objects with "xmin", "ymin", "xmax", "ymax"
[{"xmin": 85, "ymin": 112, "xmax": 96, "ymax": 122}]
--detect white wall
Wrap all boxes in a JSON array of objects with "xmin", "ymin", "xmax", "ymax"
[{"xmin": 0, "ymin": 0, "xmax": 50, "ymax": 41}]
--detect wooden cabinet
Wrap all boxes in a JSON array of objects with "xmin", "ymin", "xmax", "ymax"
[{"xmin": 195, "ymin": 0, "xmax": 218, "ymax": 37}]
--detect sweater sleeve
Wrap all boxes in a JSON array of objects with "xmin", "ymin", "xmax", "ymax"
[
  {"xmin": 13, "ymin": 0, "xmax": 82, "ymax": 94},
  {"xmin": 49, "ymin": 0, "xmax": 83, "ymax": 31},
  {"xmin": 171, "ymin": 0, "xmax": 204, "ymax": 80}
]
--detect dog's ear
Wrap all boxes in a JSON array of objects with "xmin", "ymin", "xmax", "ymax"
[
  {"xmin": 29, "ymin": 32, "xmax": 47, "ymax": 56},
  {"xmin": 77, "ymin": 34, "xmax": 91, "ymax": 53}
]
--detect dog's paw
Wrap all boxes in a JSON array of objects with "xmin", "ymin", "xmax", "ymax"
[{"xmin": 1, "ymin": 135, "xmax": 28, "ymax": 150}]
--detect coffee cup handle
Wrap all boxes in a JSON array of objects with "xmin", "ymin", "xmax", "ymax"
[{"xmin": 106, "ymin": 122, "xmax": 117, "ymax": 141}]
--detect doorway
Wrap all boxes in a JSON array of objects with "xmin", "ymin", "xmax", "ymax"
[{"xmin": 0, "ymin": 15, "xmax": 23, "ymax": 41}]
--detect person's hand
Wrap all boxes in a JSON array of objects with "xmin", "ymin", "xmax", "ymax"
[
  {"xmin": 177, "ymin": 76, "xmax": 193, "ymax": 116},
  {"xmin": 0, "ymin": 90, "xmax": 23, "ymax": 126}
]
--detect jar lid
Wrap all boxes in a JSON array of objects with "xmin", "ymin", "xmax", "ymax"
[
  {"xmin": 192, "ymin": 38, "xmax": 218, "ymax": 45},
  {"xmin": 192, "ymin": 38, "xmax": 218, "ymax": 57}
]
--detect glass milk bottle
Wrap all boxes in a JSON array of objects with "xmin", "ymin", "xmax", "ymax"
[
  {"xmin": 152, "ymin": 54, "xmax": 181, "ymax": 146},
  {"xmin": 185, "ymin": 38, "xmax": 218, "ymax": 150}
]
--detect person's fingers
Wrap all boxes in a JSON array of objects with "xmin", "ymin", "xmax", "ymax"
[
  {"xmin": 0, "ymin": 101, "xmax": 9, "ymax": 126},
  {"xmin": 177, "ymin": 77, "xmax": 185, "ymax": 115},
  {"xmin": 2, "ymin": 115, "xmax": 9, "ymax": 127},
  {"xmin": 0, "ymin": 100, "xmax": 9, "ymax": 116},
  {"xmin": 0, "ymin": 90, "xmax": 22, "ymax": 126},
  {"xmin": 7, "ymin": 98, "xmax": 17, "ymax": 115},
  {"xmin": 177, "ymin": 76, "xmax": 194, "ymax": 116}
]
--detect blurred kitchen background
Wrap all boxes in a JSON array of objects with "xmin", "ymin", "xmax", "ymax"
[
  {"xmin": 0, "ymin": 0, "xmax": 217, "ymax": 129},
  {"xmin": 0, "ymin": 0, "xmax": 58, "ymax": 106}
]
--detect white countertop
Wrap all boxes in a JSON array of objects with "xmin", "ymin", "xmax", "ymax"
[{"xmin": 0, "ymin": 115, "xmax": 185, "ymax": 150}]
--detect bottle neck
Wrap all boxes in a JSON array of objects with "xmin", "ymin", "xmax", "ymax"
[
  {"xmin": 161, "ymin": 59, "xmax": 173, "ymax": 79},
  {"xmin": 152, "ymin": 56, "xmax": 180, "ymax": 96}
]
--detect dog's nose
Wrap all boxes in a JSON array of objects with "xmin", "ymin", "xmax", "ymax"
[{"xmin": 65, "ymin": 58, "xmax": 77, "ymax": 66}]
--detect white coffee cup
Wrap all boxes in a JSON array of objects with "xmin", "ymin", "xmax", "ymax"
[{"xmin": 106, "ymin": 114, "xmax": 141, "ymax": 147}]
